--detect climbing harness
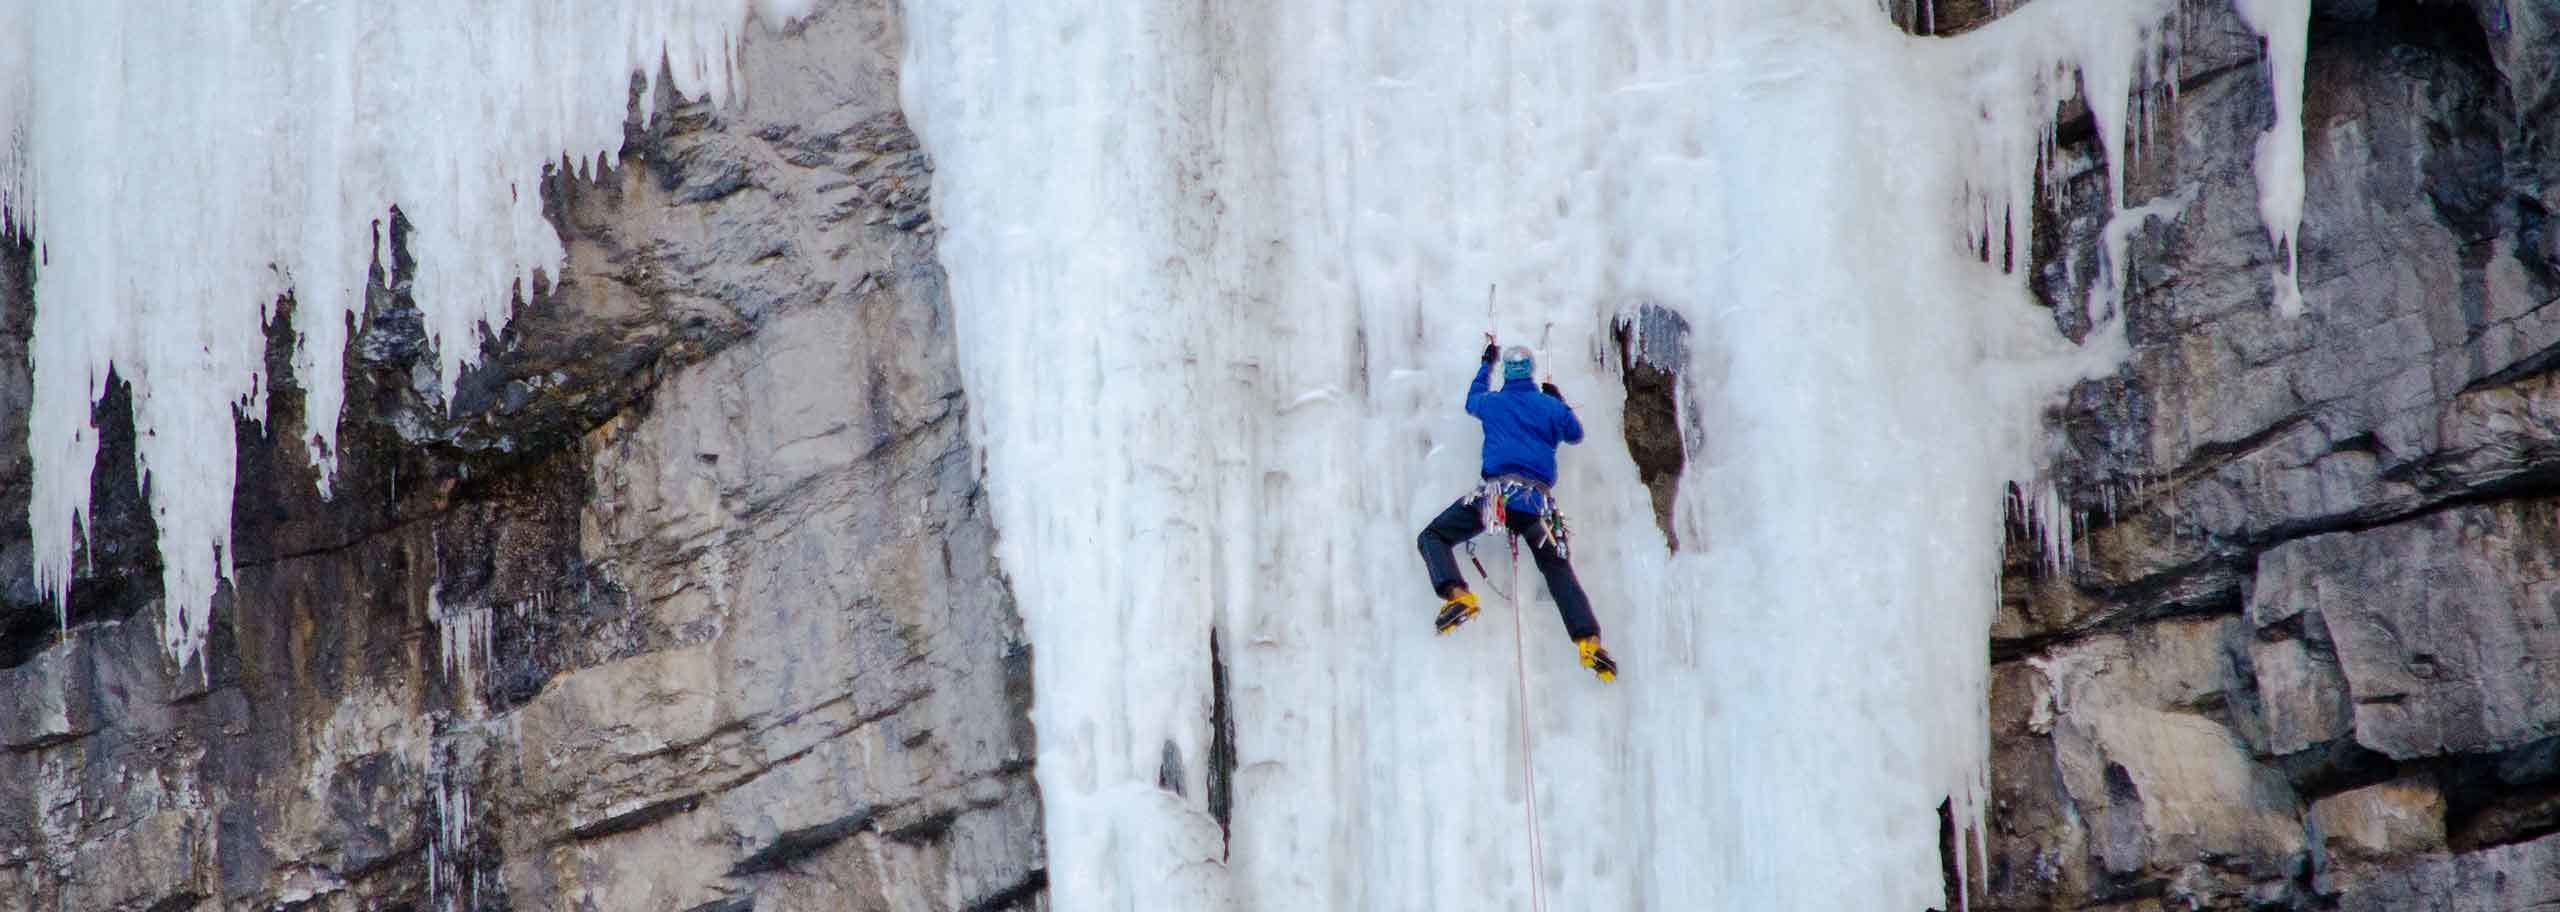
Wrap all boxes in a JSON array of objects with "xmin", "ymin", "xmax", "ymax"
[
  {"xmin": 1462, "ymin": 474, "xmax": 1569, "ymax": 603},
  {"xmin": 1462, "ymin": 474, "xmax": 1573, "ymax": 558}
]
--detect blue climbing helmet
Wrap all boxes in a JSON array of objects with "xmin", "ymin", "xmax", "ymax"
[{"xmin": 1501, "ymin": 345, "xmax": 1535, "ymax": 381}]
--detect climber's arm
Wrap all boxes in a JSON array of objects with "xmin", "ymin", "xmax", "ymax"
[
  {"xmin": 1465, "ymin": 340, "xmax": 1497, "ymax": 416},
  {"xmin": 1545, "ymin": 383, "xmax": 1584, "ymax": 444}
]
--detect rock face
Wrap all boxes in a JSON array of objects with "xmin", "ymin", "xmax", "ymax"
[
  {"xmin": 0, "ymin": 1, "xmax": 1045, "ymax": 909},
  {"xmin": 1985, "ymin": 1, "xmax": 2560, "ymax": 909},
  {"xmin": 1, "ymin": 0, "xmax": 2549, "ymax": 909}
]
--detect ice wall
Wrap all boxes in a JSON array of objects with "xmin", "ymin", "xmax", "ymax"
[
  {"xmin": 0, "ymin": 0, "xmax": 2316, "ymax": 903},
  {"xmin": 905, "ymin": 0, "xmax": 2298, "ymax": 907},
  {"xmin": 0, "ymin": 0, "xmax": 806, "ymax": 670}
]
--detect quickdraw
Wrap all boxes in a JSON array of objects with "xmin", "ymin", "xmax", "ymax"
[{"xmin": 1462, "ymin": 539, "xmax": 1511, "ymax": 601}]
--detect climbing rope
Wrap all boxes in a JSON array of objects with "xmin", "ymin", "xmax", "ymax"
[{"xmin": 1504, "ymin": 532, "xmax": 1550, "ymax": 912}]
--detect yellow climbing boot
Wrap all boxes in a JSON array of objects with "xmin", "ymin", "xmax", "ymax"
[
  {"xmin": 1433, "ymin": 588, "xmax": 1481, "ymax": 634},
  {"xmin": 1577, "ymin": 636, "xmax": 1618, "ymax": 681}
]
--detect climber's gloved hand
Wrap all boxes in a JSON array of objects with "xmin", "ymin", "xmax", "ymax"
[
  {"xmin": 1541, "ymin": 382, "xmax": 1564, "ymax": 401},
  {"xmin": 1483, "ymin": 341, "xmax": 1501, "ymax": 364}
]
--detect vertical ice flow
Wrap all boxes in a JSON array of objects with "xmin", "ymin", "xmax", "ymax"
[
  {"xmin": 0, "ymin": 0, "xmax": 2324, "ymax": 905},
  {"xmin": 903, "ymin": 0, "xmax": 2305, "ymax": 907},
  {"xmin": 2234, "ymin": 0, "xmax": 2311, "ymax": 316}
]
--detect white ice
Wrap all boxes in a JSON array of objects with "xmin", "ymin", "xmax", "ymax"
[
  {"xmin": 0, "ymin": 0, "xmax": 2318, "ymax": 906},
  {"xmin": 904, "ymin": 0, "xmax": 2303, "ymax": 908},
  {"xmin": 2234, "ymin": 0, "xmax": 2312, "ymax": 316},
  {"xmin": 0, "ymin": 0, "xmax": 803, "ymax": 671}
]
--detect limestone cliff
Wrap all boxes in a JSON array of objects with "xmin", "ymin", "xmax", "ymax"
[
  {"xmin": 0, "ymin": 2, "xmax": 1044, "ymax": 909},
  {"xmin": 1983, "ymin": 1, "xmax": 2560, "ymax": 908},
  {"xmin": 2, "ymin": 0, "xmax": 2551, "ymax": 910}
]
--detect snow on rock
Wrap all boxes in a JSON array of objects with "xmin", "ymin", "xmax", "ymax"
[
  {"xmin": 904, "ymin": 0, "xmax": 2303, "ymax": 908},
  {"xmin": 0, "ymin": 0, "xmax": 803, "ymax": 671}
]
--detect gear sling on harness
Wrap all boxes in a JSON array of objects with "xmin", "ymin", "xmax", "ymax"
[{"xmin": 1462, "ymin": 474, "xmax": 1572, "ymax": 590}]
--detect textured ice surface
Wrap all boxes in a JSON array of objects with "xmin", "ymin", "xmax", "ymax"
[
  {"xmin": 902, "ymin": 0, "xmax": 2310, "ymax": 907},
  {"xmin": 0, "ymin": 0, "xmax": 2317, "ymax": 903},
  {"xmin": 0, "ymin": 0, "xmax": 800, "ymax": 670}
]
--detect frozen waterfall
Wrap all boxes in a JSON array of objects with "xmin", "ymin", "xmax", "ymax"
[
  {"xmin": 0, "ymin": 0, "xmax": 2310, "ymax": 907},
  {"xmin": 903, "ymin": 0, "xmax": 2295, "ymax": 908}
]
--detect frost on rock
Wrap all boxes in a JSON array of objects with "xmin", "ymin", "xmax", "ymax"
[
  {"xmin": 903, "ymin": 0, "xmax": 2301, "ymax": 908},
  {"xmin": 1934, "ymin": 0, "xmax": 2184, "ymax": 355},
  {"xmin": 0, "ymin": 0, "xmax": 805, "ymax": 671}
]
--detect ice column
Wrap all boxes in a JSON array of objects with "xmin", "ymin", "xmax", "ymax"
[{"xmin": 2234, "ymin": 0, "xmax": 2312, "ymax": 316}]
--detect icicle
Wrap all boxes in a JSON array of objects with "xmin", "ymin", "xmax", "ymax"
[
  {"xmin": 0, "ymin": 0, "xmax": 812, "ymax": 669},
  {"xmin": 2232, "ymin": 0, "xmax": 2310, "ymax": 316},
  {"xmin": 431, "ymin": 590, "xmax": 493, "ymax": 708},
  {"xmin": 430, "ymin": 752, "xmax": 475, "ymax": 912}
]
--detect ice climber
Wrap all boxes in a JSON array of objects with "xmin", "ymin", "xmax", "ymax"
[{"xmin": 1417, "ymin": 337, "xmax": 1617, "ymax": 681}]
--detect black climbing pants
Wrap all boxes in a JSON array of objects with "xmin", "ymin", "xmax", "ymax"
[{"xmin": 1415, "ymin": 497, "xmax": 1600, "ymax": 642}]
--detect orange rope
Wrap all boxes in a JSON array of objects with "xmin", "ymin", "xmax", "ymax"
[{"xmin": 1505, "ymin": 533, "xmax": 1549, "ymax": 912}]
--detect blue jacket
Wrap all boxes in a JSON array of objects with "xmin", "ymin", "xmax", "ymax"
[{"xmin": 1466, "ymin": 361, "xmax": 1583, "ymax": 511}]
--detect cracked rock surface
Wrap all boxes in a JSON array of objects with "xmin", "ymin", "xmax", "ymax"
[
  {"xmin": 0, "ymin": 1, "xmax": 1043, "ymax": 909},
  {"xmin": 5, "ymin": 0, "xmax": 2553, "ymax": 910},
  {"xmin": 1983, "ymin": 2, "xmax": 2560, "ymax": 909}
]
